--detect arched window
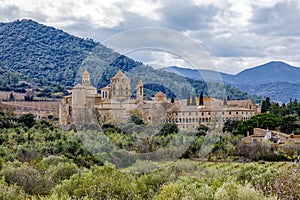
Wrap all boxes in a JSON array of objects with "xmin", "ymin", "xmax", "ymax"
[{"xmin": 119, "ymin": 86, "xmax": 123, "ymax": 95}]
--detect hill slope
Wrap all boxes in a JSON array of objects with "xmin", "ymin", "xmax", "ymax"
[{"xmin": 0, "ymin": 19, "xmax": 258, "ymax": 101}]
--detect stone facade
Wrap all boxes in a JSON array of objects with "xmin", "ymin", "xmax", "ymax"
[{"xmin": 59, "ymin": 70, "xmax": 259, "ymax": 130}]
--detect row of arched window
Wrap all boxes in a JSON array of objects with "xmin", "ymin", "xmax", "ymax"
[{"xmin": 166, "ymin": 116, "xmax": 251, "ymax": 124}]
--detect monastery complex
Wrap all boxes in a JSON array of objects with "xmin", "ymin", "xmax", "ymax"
[{"xmin": 59, "ymin": 70, "xmax": 259, "ymax": 130}]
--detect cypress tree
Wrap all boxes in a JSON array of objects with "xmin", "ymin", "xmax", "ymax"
[
  {"xmin": 187, "ymin": 92, "xmax": 191, "ymax": 106},
  {"xmin": 265, "ymin": 97, "xmax": 271, "ymax": 111},
  {"xmin": 261, "ymin": 100, "xmax": 267, "ymax": 113},
  {"xmin": 191, "ymin": 94, "xmax": 196, "ymax": 105},
  {"xmin": 223, "ymin": 97, "xmax": 227, "ymax": 106},
  {"xmin": 199, "ymin": 92, "xmax": 204, "ymax": 106},
  {"xmin": 9, "ymin": 92, "xmax": 15, "ymax": 101},
  {"xmin": 171, "ymin": 97, "xmax": 175, "ymax": 103}
]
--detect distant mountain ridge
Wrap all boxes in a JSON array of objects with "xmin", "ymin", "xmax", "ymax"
[
  {"xmin": 163, "ymin": 66, "xmax": 234, "ymax": 83},
  {"xmin": 232, "ymin": 61, "xmax": 300, "ymax": 85},
  {"xmin": 163, "ymin": 61, "xmax": 300, "ymax": 102}
]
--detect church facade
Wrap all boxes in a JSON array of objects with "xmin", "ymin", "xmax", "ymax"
[{"xmin": 59, "ymin": 70, "xmax": 258, "ymax": 130}]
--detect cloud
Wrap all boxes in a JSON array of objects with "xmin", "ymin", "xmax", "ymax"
[
  {"xmin": 250, "ymin": 1, "xmax": 300, "ymax": 36},
  {"xmin": 1, "ymin": 0, "xmax": 300, "ymax": 74}
]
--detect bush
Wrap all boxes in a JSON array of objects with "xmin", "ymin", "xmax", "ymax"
[
  {"xmin": 53, "ymin": 165, "xmax": 141, "ymax": 199},
  {"xmin": 214, "ymin": 180, "xmax": 274, "ymax": 200},
  {"xmin": 154, "ymin": 177, "xmax": 214, "ymax": 200},
  {"xmin": 0, "ymin": 162, "xmax": 54, "ymax": 195},
  {"xmin": 0, "ymin": 177, "xmax": 26, "ymax": 200}
]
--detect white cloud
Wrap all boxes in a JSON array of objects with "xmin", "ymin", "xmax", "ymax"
[{"xmin": 1, "ymin": 0, "xmax": 300, "ymax": 73}]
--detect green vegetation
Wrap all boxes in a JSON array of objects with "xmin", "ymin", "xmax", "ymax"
[
  {"xmin": 0, "ymin": 105, "xmax": 300, "ymax": 199},
  {"xmin": 233, "ymin": 97, "xmax": 300, "ymax": 136},
  {"xmin": 0, "ymin": 19, "xmax": 260, "ymax": 101}
]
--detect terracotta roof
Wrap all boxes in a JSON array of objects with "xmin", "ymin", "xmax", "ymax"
[{"xmin": 111, "ymin": 70, "xmax": 130, "ymax": 79}]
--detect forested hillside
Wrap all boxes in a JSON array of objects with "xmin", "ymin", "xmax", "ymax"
[{"xmin": 0, "ymin": 19, "xmax": 260, "ymax": 101}]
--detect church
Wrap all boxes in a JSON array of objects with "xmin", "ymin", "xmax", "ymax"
[{"xmin": 59, "ymin": 70, "xmax": 258, "ymax": 130}]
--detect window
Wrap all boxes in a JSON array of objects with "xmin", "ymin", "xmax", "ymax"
[
  {"xmin": 236, "ymin": 112, "xmax": 238, "ymax": 115},
  {"xmin": 229, "ymin": 112, "xmax": 231, "ymax": 115},
  {"xmin": 253, "ymin": 139, "xmax": 257, "ymax": 143}
]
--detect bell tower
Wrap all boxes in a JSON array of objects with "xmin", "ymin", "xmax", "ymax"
[
  {"xmin": 110, "ymin": 70, "xmax": 131, "ymax": 101},
  {"xmin": 82, "ymin": 69, "xmax": 91, "ymax": 86},
  {"xmin": 136, "ymin": 80, "xmax": 143, "ymax": 101}
]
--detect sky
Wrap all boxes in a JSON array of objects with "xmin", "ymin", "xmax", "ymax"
[{"xmin": 1, "ymin": 0, "xmax": 300, "ymax": 74}]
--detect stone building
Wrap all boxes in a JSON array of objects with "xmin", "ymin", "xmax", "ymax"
[
  {"xmin": 242, "ymin": 128, "xmax": 300, "ymax": 152},
  {"xmin": 59, "ymin": 70, "xmax": 258, "ymax": 130}
]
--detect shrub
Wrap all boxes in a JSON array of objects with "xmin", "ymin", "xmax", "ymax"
[
  {"xmin": 53, "ymin": 165, "xmax": 141, "ymax": 199},
  {"xmin": 0, "ymin": 162, "xmax": 54, "ymax": 195},
  {"xmin": 214, "ymin": 180, "xmax": 275, "ymax": 200},
  {"xmin": 154, "ymin": 177, "xmax": 214, "ymax": 200},
  {"xmin": 0, "ymin": 177, "xmax": 26, "ymax": 200}
]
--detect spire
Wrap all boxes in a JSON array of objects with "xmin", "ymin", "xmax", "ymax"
[{"xmin": 82, "ymin": 69, "xmax": 91, "ymax": 86}]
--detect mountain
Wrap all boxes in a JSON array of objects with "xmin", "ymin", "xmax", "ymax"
[
  {"xmin": 237, "ymin": 82, "xmax": 300, "ymax": 103},
  {"xmin": 162, "ymin": 62, "xmax": 300, "ymax": 103},
  {"xmin": 233, "ymin": 61, "xmax": 300, "ymax": 85},
  {"xmin": 0, "ymin": 19, "xmax": 258, "ymax": 101},
  {"xmin": 163, "ymin": 66, "xmax": 234, "ymax": 82}
]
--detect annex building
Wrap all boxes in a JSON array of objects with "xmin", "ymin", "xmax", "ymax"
[
  {"xmin": 242, "ymin": 128, "xmax": 300, "ymax": 153},
  {"xmin": 59, "ymin": 70, "xmax": 258, "ymax": 130}
]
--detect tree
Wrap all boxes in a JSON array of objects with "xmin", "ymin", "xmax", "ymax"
[
  {"xmin": 159, "ymin": 123, "xmax": 178, "ymax": 136},
  {"xmin": 18, "ymin": 113, "xmax": 36, "ymax": 128},
  {"xmin": 261, "ymin": 100, "xmax": 267, "ymax": 113},
  {"xmin": 9, "ymin": 92, "xmax": 15, "ymax": 101},
  {"xmin": 187, "ymin": 92, "xmax": 191, "ymax": 106},
  {"xmin": 196, "ymin": 125, "xmax": 209, "ymax": 136},
  {"xmin": 130, "ymin": 114, "xmax": 144, "ymax": 125},
  {"xmin": 280, "ymin": 116, "xmax": 298, "ymax": 134},
  {"xmin": 265, "ymin": 97, "xmax": 271, "ymax": 111},
  {"xmin": 171, "ymin": 97, "xmax": 175, "ymax": 103},
  {"xmin": 191, "ymin": 94, "xmax": 196, "ymax": 105},
  {"xmin": 223, "ymin": 97, "xmax": 227, "ymax": 106},
  {"xmin": 199, "ymin": 92, "xmax": 204, "ymax": 106},
  {"xmin": 223, "ymin": 120, "xmax": 242, "ymax": 134}
]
